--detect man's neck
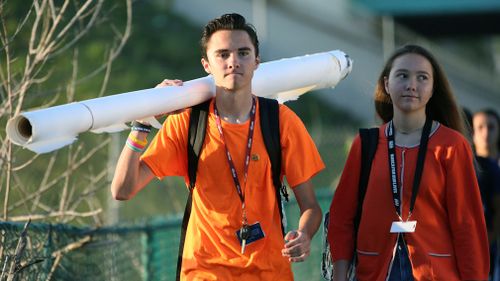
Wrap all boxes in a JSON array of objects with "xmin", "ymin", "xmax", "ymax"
[
  {"xmin": 215, "ymin": 88, "xmax": 254, "ymax": 124},
  {"xmin": 476, "ymin": 146, "xmax": 498, "ymax": 159}
]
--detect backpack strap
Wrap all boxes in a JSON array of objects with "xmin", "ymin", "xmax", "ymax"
[
  {"xmin": 187, "ymin": 100, "xmax": 211, "ymax": 190},
  {"xmin": 354, "ymin": 128, "xmax": 378, "ymax": 232},
  {"xmin": 353, "ymin": 128, "xmax": 379, "ymax": 255},
  {"xmin": 258, "ymin": 96, "xmax": 287, "ymax": 236},
  {"xmin": 176, "ymin": 100, "xmax": 210, "ymax": 281}
]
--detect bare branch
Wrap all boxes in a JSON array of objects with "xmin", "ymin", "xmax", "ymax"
[
  {"xmin": 67, "ymin": 169, "xmax": 107, "ymax": 211},
  {"xmin": 11, "ymin": 155, "xmax": 40, "ymax": 171},
  {"xmin": 49, "ymin": 0, "xmax": 103, "ymax": 58},
  {"xmin": 45, "ymin": 235, "xmax": 91, "ymax": 281},
  {"xmin": 8, "ymin": 138, "xmax": 111, "ymax": 212},
  {"xmin": 6, "ymin": 219, "xmax": 30, "ymax": 281},
  {"xmin": 55, "ymin": 0, "xmax": 94, "ymax": 41},
  {"xmin": 9, "ymin": 209, "xmax": 102, "ymax": 222},
  {"xmin": 73, "ymin": 0, "xmax": 131, "ymax": 85}
]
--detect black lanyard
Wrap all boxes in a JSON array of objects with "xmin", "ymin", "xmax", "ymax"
[
  {"xmin": 387, "ymin": 118, "xmax": 432, "ymax": 218},
  {"xmin": 213, "ymin": 97, "xmax": 256, "ymax": 206}
]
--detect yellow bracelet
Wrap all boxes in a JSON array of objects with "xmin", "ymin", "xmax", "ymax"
[{"xmin": 128, "ymin": 134, "xmax": 148, "ymax": 147}]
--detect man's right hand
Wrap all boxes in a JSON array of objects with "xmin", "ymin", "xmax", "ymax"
[
  {"xmin": 156, "ymin": 78, "xmax": 183, "ymax": 88},
  {"xmin": 136, "ymin": 79, "xmax": 185, "ymax": 125}
]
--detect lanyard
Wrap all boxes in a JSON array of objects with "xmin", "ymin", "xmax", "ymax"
[
  {"xmin": 387, "ymin": 118, "xmax": 432, "ymax": 218},
  {"xmin": 213, "ymin": 97, "xmax": 256, "ymax": 211}
]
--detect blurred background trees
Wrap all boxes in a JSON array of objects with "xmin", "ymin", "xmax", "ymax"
[{"xmin": 0, "ymin": 0, "xmax": 133, "ymax": 226}]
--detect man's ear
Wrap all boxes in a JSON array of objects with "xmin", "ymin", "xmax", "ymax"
[
  {"xmin": 201, "ymin": 58, "xmax": 211, "ymax": 74},
  {"xmin": 255, "ymin": 56, "xmax": 260, "ymax": 70}
]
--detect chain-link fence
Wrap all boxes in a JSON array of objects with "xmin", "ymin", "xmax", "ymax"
[{"xmin": 0, "ymin": 189, "xmax": 334, "ymax": 281}]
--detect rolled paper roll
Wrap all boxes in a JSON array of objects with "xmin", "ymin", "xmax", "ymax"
[{"xmin": 6, "ymin": 50, "xmax": 352, "ymax": 153}]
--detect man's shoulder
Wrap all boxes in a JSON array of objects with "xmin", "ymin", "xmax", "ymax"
[
  {"xmin": 163, "ymin": 108, "xmax": 191, "ymax": 131},
  {"xmin": 277, "ymin": 103, "xmax": 300, "ymax": 121}
]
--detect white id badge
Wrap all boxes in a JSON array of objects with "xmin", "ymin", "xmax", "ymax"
[{"xmin": 390, "ymin": 221, "xmax": 417, "ymax": 233}]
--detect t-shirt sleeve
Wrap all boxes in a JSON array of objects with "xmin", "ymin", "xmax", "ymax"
[
  {"xmin": 140, "ymin": 110, "xmax": 190, "ymax": 178},
  {"xmin": 279, "ymin": 105, "xmax": 325, "ymax": 187}
]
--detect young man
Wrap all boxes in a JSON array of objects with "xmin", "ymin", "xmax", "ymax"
[{"xmin": 111, "ymin": 13, "xmax": 324, "ymax": 280}]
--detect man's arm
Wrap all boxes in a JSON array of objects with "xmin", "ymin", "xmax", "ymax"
[
  {"xmin": 111, "ymin": 79, "xmax": 183, "ymax": 200},
  {"xmin": 281, "ymin": 179, "xmax": 322, "ymax": 262},
  {"xmin": 110, "ymin": 130, "xmax": 155, "ymax": 200}
]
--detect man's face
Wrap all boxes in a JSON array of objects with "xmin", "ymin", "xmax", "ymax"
[
  {"xmin": 201, "ymin": 30, "xmax": 259, "ymax": 92},
  {"xmin": 473, "ymin": 112, "xmax": 500, "ymax": 151}
]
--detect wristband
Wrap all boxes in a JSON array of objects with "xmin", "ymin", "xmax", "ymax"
[
  {"xmin": 126, "ymin": 134, "xmax": 148, "ymax": 153},
  {"xmin": 131, "ymin": 126, "xmax": 151, "ymax": 133},
  {"xmin": 131, "ymin": 121, "xmax": 152, "ymax": 133},
  {"xmin": 128, "ymin": 134, "xmax": 148, "ymax": 147}
]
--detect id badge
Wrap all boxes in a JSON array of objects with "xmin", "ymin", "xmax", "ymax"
[
  {"xmin": 236, "ymin": 222, "xmax": 265, "ymax": 245},
  {"xmin": 390, "ymin": 221, "xmax": 417, "ymax": 233}
]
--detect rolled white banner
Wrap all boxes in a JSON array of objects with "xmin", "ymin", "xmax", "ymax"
[{"xmin": 7, "ymin": 50, "xmax": 352, "ymax": 153}]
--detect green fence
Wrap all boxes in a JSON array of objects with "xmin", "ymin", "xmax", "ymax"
[{"xmin": 0, "ymin": 189, "xmax": 334, "ymax": 281}]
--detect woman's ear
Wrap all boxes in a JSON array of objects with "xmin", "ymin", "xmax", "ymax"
[{"xmin": 384, "ymin": 76, "xmax": 390, "ymax": 95}]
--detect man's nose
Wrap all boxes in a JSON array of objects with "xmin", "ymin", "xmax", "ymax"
[{"xmin": 227, "ymin": 54, "xmax": 240, "ymax": 69}]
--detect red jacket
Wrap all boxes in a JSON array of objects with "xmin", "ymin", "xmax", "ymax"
[{"xmin": 328, "ymin": 123, "xmax": 489, "ymax": 281}]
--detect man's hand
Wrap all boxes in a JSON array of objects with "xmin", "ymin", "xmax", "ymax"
[
  {"xmin": 136, "ymin": 79, "xmax": 185, "ymax": 125},
  {"xmin": 281, "ymin": 230, "xmax": 311, "ymax": 262},
  {"xmin": 156, "ymin": 78, "xmax": 183, "ymax": 88}
]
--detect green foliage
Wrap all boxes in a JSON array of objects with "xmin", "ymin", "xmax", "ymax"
[{"xmin": 106, "ymin": 1, "xmax": 204, "ymax": 93}]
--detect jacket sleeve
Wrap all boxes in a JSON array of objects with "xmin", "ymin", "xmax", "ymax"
[
  {"xmin": 445, "ymin": 138, "xmax": 490, "ymax": 280},
  {"xmin": 328, "ymin": 135, "xmax": 362, "ymax": 261}
]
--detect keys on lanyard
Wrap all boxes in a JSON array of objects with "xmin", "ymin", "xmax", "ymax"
[{"xmin": 240, "ymin": 224, "xmax": 250, "ymax": 254}]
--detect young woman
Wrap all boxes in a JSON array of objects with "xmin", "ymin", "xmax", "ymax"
[{"xmin": 328, "ymin": 45, "xmax": 489, "ymax": 281}]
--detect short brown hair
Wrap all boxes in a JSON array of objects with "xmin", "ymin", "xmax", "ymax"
[{"xmin": 200, "ymin": 13, "xmax": 259, "ymax": 60}]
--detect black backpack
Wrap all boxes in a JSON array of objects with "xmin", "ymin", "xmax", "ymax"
[
  {"xmin": 321, "ymin": 128, "xmax": 379, "ymax": 280},
  {"xmin": 176, "ymin": 97, "xmax": 288, "ymax": 280}
]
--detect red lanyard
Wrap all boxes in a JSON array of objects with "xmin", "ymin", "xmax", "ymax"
[{"xmin": 213, "ymin": 97, "xmax": 256, "ymax": 207}]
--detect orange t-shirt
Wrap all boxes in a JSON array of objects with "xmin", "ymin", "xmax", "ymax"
[{"xmin": 142, "ymin": 98, "xmax": 324, "ymax": 280}]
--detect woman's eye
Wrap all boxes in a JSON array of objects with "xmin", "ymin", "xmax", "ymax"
[{"xmin": 418, "ymin": 75, "xmax": 429, "ymax": 81}]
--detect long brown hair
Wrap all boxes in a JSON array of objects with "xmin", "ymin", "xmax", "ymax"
[{"xmin": 374, "ymin": 44, "xmax": 466, "ymax": 136}]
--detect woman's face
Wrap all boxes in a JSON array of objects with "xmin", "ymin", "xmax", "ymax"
[
  {"xmin": 473, "ymin": 112, "xmax": 500, "ymax": 152},
  {"xmin": 384, "ymin": 53, "xmax": 434, "ymax": 117}
]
